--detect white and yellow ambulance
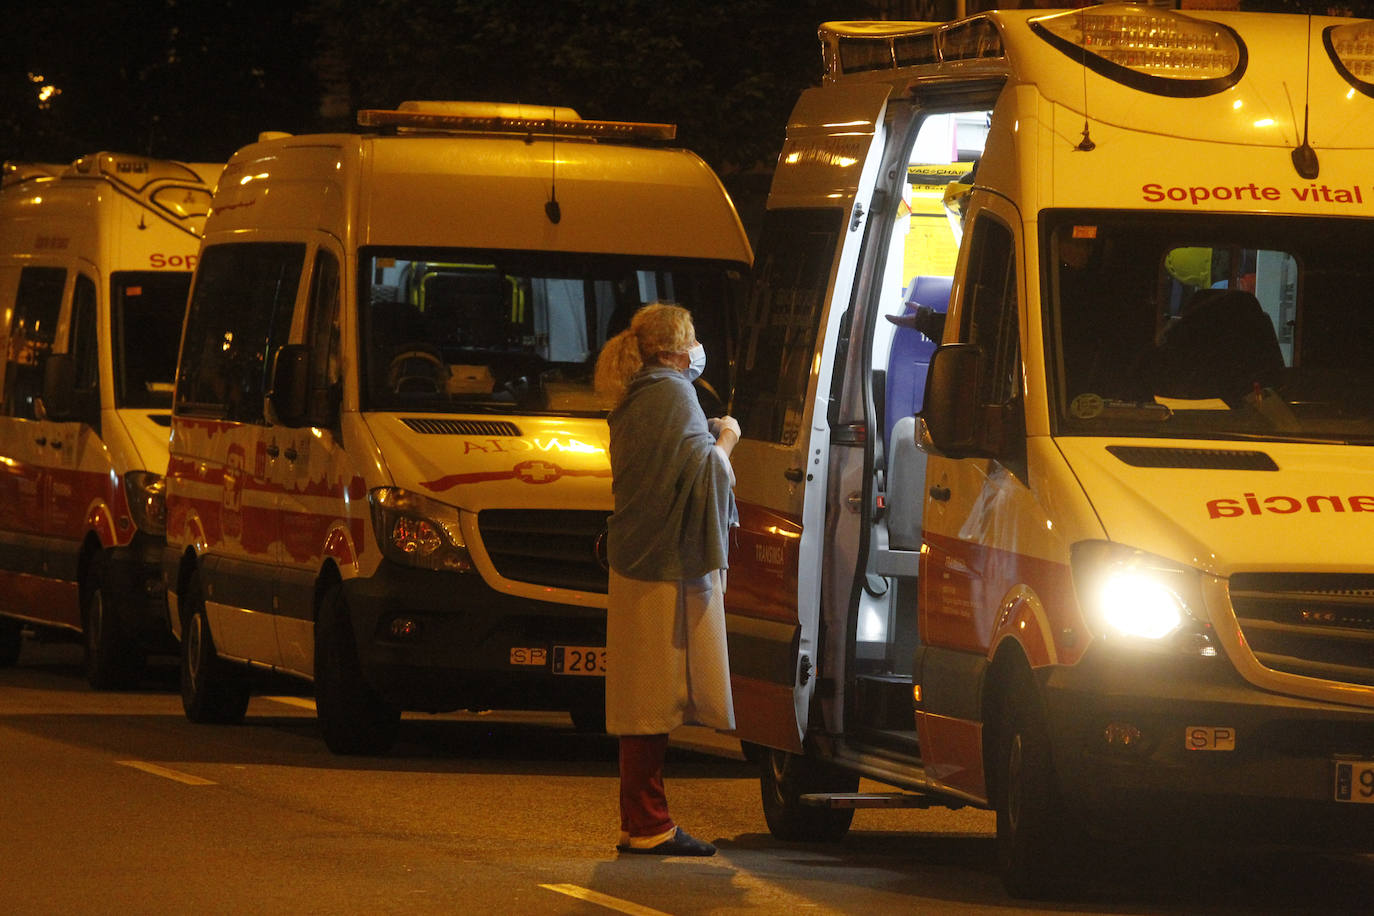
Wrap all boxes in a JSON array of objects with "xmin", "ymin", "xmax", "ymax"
[
  {"xmin": 163, "ymin": 102, "xmax": 752, "ymax": 754},
  {"xmin": 0, "ymin": 153, "xmax": 220, "ymax": 687},
  {"xmin": 723, "ymin": 6, "xmax": 1374, "ymax": 897}
]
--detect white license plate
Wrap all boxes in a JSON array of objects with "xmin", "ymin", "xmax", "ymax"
[
  {"xmin": 552, "ymin": 645, "xmax": 607, "ymax": 677},
  {"xmin": 1334, "ymin": 759, "xmax": 1374, "ymax": 804}
]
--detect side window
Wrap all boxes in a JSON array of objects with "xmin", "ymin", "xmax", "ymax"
[
  {"xmin": 734, "ymin": 208, "xmax": 844, "ymax": 445},
  {"xmin": 175, "ymin": 243, "xmax": 305, "ymax": 421},
  {"xmin": 305, "ymin": 248, "xmax": 341, "ymax": 417},
  {"xmin": 3, "ymin": 266, "xmax": 66, "ymax": 419},
  {"xmin": 958, "ymin": 215, "xmax": 1019, "ymax": 407},
  {"xmin": 71, "ymin": 274, "xmax": 99, "ymax": 394}
]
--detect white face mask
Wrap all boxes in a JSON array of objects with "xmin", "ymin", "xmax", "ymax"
[{"xmin": 684, "ymin": 343, "xmax": 706, "ymax": 381}]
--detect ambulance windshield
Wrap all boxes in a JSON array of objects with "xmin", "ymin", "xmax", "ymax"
[
  {"xmin": 111, "ymin": 271, "xmax": 192, "ymax": 409},
  {"xmin": 359, "ymin": 249, "xmax": 743, "ymax": 415},
  {"xmin": 1048, "ymin": 211, "xmax": 1374, "ymax": 444}
]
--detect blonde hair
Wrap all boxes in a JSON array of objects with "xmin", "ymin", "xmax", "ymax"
[{"xmin": 594, "ymin": 302, "xmax": 695, "ymax": 406}]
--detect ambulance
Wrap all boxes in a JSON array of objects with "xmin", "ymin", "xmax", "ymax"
[
  {"xmin": 162, "ymin": 102, "xmax": 752, "ymax": 754},
  {"xmin": 0, "ymin": 153, "xmax": 220, "ymax": 687},
  {"xmin": 723, "ymin": 6, "xmax": 1374, "ymax": 897}
]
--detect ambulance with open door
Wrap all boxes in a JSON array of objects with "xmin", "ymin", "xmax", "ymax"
[
  {"xmin": 163, "ymin": 102, "xmax": 751, "ymax": 755},
  {"xmin": 0, "ymin": 153, "xmax": 220, "ymax": 686},
  {"xmin": 724, "ymin": 6, "xmax": 1374, "ymax": 897}
]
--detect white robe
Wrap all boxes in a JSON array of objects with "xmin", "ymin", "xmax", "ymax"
[{"xmin": 604, "ymin": 568, "xmax": 735, "ymax": 736}]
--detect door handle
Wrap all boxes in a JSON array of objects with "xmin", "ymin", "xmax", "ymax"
[
  {"xmin": 265, "ymin": 444, "xmax": 280, "ymax": 458},
  {"xmin": 784, "ymin": 467, "xmax": 805, "ymax": 483},
  {"xmin": 35, "ymin": 436, "xmax": 46, "ymax": 446},
  {"xmin": 50, "ymin": 440, "xmax": 62, "ymax": 450},
  {"xmin": 929, "ymin": 484, "xmax": 951, "ymax": 502},
  {"xmin": 283, "ymin": 447, "xmax": 298, "ymax": 462}
]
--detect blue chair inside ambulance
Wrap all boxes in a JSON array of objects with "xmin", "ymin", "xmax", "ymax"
[{"xmin": 884, "ymin": 275, "xmax": 951, "ymax": 552}]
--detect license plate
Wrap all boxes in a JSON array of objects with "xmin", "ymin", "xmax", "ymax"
[
  {"xmin": 552, "ymin": 645, "xmax": 607, "ymax": 677},
  {"xmin": 1334, "ymin": 758, "xmax": 1374, "ymax": 804}
]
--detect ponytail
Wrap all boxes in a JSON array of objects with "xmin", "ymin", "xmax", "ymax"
[{"xmin": 594, "ymin": 328, "xmax": 644, "ymax": 406}]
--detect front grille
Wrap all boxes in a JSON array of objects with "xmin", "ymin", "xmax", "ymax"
[
  {"xmin": 478, "ymin": 509, "xmax": 610, "ymax": 594},
  {"xmin": 1229, "ymin": 573, "xmax": 1374, "ymax": 687}
]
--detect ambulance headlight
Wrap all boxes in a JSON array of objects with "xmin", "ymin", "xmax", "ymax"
[
  {"xmin": 124, "ymin": 470, "xmax": 166, "ymax": 536},
  {"xmin": 368, "ymin": 487, "xmax": 472, "ymax": 573},
  {"xmin": 1072, "ymin": 542, "xmax": 1217, "ymax": 655}
]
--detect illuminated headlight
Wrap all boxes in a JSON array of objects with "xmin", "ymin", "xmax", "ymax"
[
  {"xmin": 1072, "ymin": 541, "xmax": 1216, "ymax": 655},
  {"xmin": 368, "ymin": 487, "xmax": 472, "ymax": 573},
  {"xmin": 124, "ymin": 470, "xmax": 166, "ymax": 536}
]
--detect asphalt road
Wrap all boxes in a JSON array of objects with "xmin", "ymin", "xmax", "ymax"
[{"xmin": 1, "ymin": 636, "xmax": 1370, "ymax": 915}]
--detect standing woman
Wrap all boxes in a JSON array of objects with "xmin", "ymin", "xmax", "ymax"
[{"xmin": 594, "ymin": 302, "xmax": 739, "ymax": 856}]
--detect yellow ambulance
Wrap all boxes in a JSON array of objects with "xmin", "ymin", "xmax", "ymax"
[
  {"xmin": 0, "ymin": 153, "xmax": 220, "ymax": 687},
  {"xmin": 163, "ymin": 102, "xmax": 752, "ymax": 754},
  {"xmin": 723, "ymin": 6, "xmax": 1374, "ymax": 897}
]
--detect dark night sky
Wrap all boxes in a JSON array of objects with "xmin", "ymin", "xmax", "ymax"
[{"xmin": 1, "ymin": 0, "xmax": 882, "ymax": 174}]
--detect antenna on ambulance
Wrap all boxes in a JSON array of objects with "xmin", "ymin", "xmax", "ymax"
[
  {"xmin": 1073, "ymin": 8, "xmax": 1095, "ymax": 152},
  {"xmin": 545, "ymin": 106, "xmax": 562, "ymax": 224},
  {"xmin": 1290, "ymin": 16, "xmax": 1320, "ymax": 180}
]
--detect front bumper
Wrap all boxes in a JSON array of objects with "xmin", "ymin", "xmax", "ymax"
[
  {"xmin": 104, "ymin": 533, "xmax": 175, "ymax": 653},
  {"xmin": 1044, "ymin": 645, "xmax": 1374, "ymax": 849},
  {"xmin": 341, "ymin": 560, "xmax": 606, "ymax": 714}
]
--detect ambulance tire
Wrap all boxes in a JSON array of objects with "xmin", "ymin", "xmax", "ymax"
[
  {"xmin": 314, "ymin": 583, "xmax": 400, "ymax": 756},
  {"xmin": 83, "ymin": 562, "xmax": 144, "ymax": 690},
  {"xmin": 759, "ymin": 748, "xmax": 859, "ymax": 843},
  {"xmin": 0, "ymin": 615, "xmax": 22, "ymax": 667},
  {"xmin": 180, "ymin": 572, "xmax": 251, "ymax": 724},
  {"xmin": 994, "ymin": 672, "xmax": 1084, "ymax": 899}
]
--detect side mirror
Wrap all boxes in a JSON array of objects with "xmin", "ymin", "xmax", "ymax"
[
  {"xmin": 268, "ymin": 344, "xmax": 311, "ymax": 428},
  {"xmin": 921, "ymin": 343, "xmax": 999, "ymax": 458},
  {"xmin": 39, "ymin": 354, "xmax": 77, "ymax": 421}
]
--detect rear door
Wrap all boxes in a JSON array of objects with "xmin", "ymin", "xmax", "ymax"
[{"xmin": 726, "ymin": 82, "xmax": 892, "ymax": 752}]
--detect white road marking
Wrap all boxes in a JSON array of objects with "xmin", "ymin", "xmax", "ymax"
[
  {"xmin": 265, "ymin": 695, "xmax": 317, "ymax": 710},
  {"xmin": 539, "ymin": 883, "xmax": 673, "ymax": 916},
  {"xmin": 116, "ymin": 760, "xmax": 216, "ymax": 786}
]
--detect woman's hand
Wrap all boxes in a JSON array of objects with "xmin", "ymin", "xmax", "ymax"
[{"xmin": 709, "ymin": 416, "xmax": 741, "ymax": 457}]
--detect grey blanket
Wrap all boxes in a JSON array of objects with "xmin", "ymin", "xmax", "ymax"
[{"xmin": 606, "ymin": 366, "xmax": 735, "ymax": 580}]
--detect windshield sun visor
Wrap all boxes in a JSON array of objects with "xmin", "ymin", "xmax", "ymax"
[{"xmin": 1030, "ymin": 3, "xmax": 1246, "ymax": 98}]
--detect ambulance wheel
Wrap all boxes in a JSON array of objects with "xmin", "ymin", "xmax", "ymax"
[
  {"xmin": 83, "ymin": 562, "xmax": 144, "ymax": 690},
  {"xmin": 0, "ymin": 615, "xmax": 22, "ymax": 667},
  {"xmin": 759, "ymin": 747, "xmax": 859, "ymax": 843},
  {"xmin": 314, "ymin": 582, "xmax": 400, "ymax": 756},
  {"xmin": 180, "ymin": 572, "xmax": 251, "ymax": 724},
  {"xmin": 994, "ymin": 670, "xmax": 1083, "ymax": 899}
]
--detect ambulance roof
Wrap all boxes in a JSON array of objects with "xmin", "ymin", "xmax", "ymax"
[
  {"xmin": 1, "ymin": 152, "xmax": 223, "ymax": 238},
  {"xmin": 819, "ymin": 5, "xmax": 1374, "ymax": 153},
  {"xmin": 208, "ymin": 104, "xmax": 752, "ymax": 264}
]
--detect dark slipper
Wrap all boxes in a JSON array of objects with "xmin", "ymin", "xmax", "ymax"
[{"xmin": 616, "ymin": 827, "xmax": 716, "ymax": 857}]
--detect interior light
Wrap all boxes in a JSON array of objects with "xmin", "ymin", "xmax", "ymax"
[{"xmin": 1031, "ymin": 3, "xmax": 1245, "ymax": 97}]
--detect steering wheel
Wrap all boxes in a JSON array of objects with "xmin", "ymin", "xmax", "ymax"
[{"xmin": 386, "ymin": 345, "xmax": 448, "ymax": 394}]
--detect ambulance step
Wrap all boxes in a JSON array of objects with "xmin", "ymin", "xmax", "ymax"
[{"xmin": 799, "ymin": 792, "xmax": 942, "ymax": 810}]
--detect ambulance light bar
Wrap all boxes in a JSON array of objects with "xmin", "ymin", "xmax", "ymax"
[
  {"xmin": 1325, "ymin": 22, "xmax": 1374, "ymax": 99},
  {"xmin": 1, "ymin": 161, "xmax": 63, "ymax": 190},
  {"xmin": 356, "ymin": 108, "xmax": 676, "ymax": 142},
  {"xmin": 819, "ymin": 19, "xmax": 1004, "ymax": 78},
  {"xmin": 1030, "ymin": 4, "xmax": 1245, "ymax": 98}
]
